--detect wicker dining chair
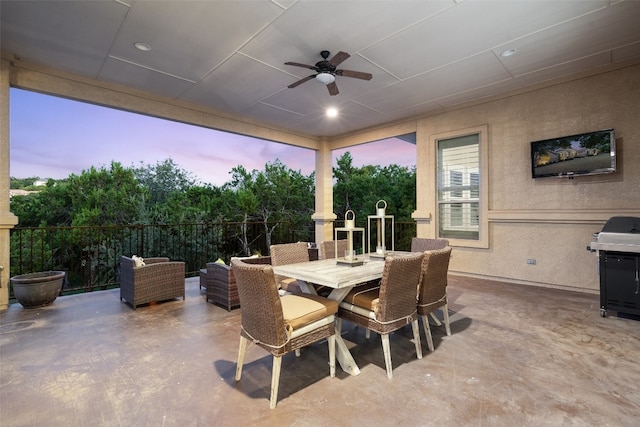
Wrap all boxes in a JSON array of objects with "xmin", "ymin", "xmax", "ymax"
[
  {"xmin": 231, "ymin": 258, "xmax": 337, "ymax": 409},
  {"xmin": 417, "ymin": 246, "xmax": 453, "ymax": 352},
  {"xmin": 320, "ymin": 239, "xmax": 348, "ymax": 259},
  {"xmin": 269, "ymin": 242, "xmax": 310, "ymax": 293},
  {"xmin": 410, "ymin": 237, "xmax": 449, "ymax": 252},
  {"xmin": 337, "ymin": 252, "xmax": 424, "ymax": 379},
  {"xmin": 119, "ymin": 256, "xmax": 185, "ymax": 310}
]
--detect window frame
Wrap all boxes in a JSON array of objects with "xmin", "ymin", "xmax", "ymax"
[{"xmin": 431, "ymin": 125, "xmax": 489, "ymax": 249}]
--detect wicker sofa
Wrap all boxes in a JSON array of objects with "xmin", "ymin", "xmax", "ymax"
[
  {"xmin": 200, "ymin": 256, "xmax": 272, "ymax": 311},
  {"xmin": 120, "ymin": 256, "xmax": 186, "ymax": 309},
  {"xmin": 200, "ymin": 247, "xmax": 318, "ymax": 311}
]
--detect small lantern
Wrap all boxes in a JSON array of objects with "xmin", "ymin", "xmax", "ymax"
[{"xmin": 335, "ymin": 210, "xmax": 365, "ymax": 266}]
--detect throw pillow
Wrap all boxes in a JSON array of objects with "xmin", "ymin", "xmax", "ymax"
[{"xmin": 132, "ymin": 255, "xmax": 145, "ymax": 267}]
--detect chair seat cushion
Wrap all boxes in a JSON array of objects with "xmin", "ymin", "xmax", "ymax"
[
  {"xmin": 280, "ymin": 294, "xmax": 338, "ymax": 331},
  {"xmin": 342, "ymin": 286, "xmax": 380, "ymax": 311},
  {"xmin": 279, "ymin": 277, "xmax": 302, "ymax": 294}
]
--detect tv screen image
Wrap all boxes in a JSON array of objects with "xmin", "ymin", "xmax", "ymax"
[{"xmin": 530, "ymin": 128, "xmax": 616, "ymax": 179}]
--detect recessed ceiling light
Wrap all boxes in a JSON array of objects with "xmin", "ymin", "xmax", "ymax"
[
  {"xmin": 500, "ymin": 48, "xmax": 517, "ymax": 58},
  {"xmin": 326, "ymin": 107, "xmax": 338, "ymax": 118},
  {"xmin": 134, "ymin": 42, "xmax": 151, "ymax": 52}
]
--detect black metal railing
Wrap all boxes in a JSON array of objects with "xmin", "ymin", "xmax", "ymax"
[
  {"xmin": 8, "ymin": 221, "xmax": 415, "ymax": 299},
  {"xmin": 9, "ymin": 221, "xmax": 313, "ymax": 297}
]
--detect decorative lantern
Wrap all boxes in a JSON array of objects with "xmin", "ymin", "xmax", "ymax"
[
  {"xmin": 368, "ymin": 200, "xmax": 394, "ymax": 258},
  {"xmin": 335, "ymin": 210, "xmax": 365, "ymax": 266}
]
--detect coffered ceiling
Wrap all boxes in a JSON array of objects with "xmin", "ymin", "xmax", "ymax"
[{"xmin": 2, "ymin": 0, "xmax": 640, "ymax": 138}]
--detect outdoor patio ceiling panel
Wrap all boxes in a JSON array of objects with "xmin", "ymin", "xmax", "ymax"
[
  {"xmin": 279, "ymin": 100, "xmax": 388, "ymax": 138},
  {"xmin": 376, "ymin": 100, "xmax": 445, "ymax": 126},
  {"xmin": 435, "ymin": 52, "xmax": 613, "ymax": 109},
  {"xmin": 355, "ymin": 51, "xmax": 512, "ymax": 114},
  {"xmin": 98, "ymin": 56, "xmax": 196, "ymax": 100},
  {"xmin": 244, "ymin": 96, "xmax": 384, "ymax": 138},
  {"xmin": 180, "ymin": 54, "xmax": 296, "ymax": 113},
  {"xmin": 260, "ymin": 83, "xmax": 341, "ymax": 117},
  {"xmin": 106, "ymin": 1, "xmax": 285, "ymax": 83},
  {"xmin": 2, "ymin": 0, "xmax": 640, "ymax": 139},
  {"xmin": 242, "ymin": 102, "xmax": 306, "ymax": 130},
  {"xmin": 492, "ymin": 1, "xmax": 640, "ymax": 78},
  {"xmin": 238, "ymin": 0, "xmax": 454, "ymax": 74},
  {"xmin": 0, "ymin": 1, "xmax": 128, "ymax": 78},
  {"xmin": 359, "ymin": 0, "xmax": 608, "ymax": 81},
  {"xmin": 612, "ymin": 41, "xmax": 640, "ymax": 62}
]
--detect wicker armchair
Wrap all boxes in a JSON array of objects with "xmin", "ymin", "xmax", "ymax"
[
  {"xmin": 120, "ymin": 256, "xmax": 185, "ymax": 310},
  {"xmin": 269, "ymin": 242, "xmax": 310, "ymax": 293},
  {"xmin": 201, "ymin": 256, "xmax": 271, "ymax": 311},
  {"xmin": 417, "ymin": 247, "xmax": 452, "ymax": 351},
  {"xmin": 231, "ymin": 258, "xmax": 337, "ymax": 409},
  {"xmin": 337, "ymin": 252, "xmax": 424, "ymax": 379},
  {"xmin": 410, "ymin": 237, "xmax": 449, "ymax": 252},
  {"xmin": 320, "ymin": 239, "xmax": 348, "ymax": 259}
]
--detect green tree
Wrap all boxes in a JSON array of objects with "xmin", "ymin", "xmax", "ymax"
[
  {"xmin": 159, "ymin": 185, "xmax": 227, "ymax": 224},
  {"xmin": 333, "ymin": 152, "xmax": 377, "ymax": 221},
  {"xmin": 133, "ymin": 158, "xmax": 197, "ymax": 205},
  {"xmin": 226, "ymin": 160, "xmax": 314, "ymax": 253},
  {"xmin": 66, "ymin": 162, "xmax": 147, "ymax": 226},
  {"xmin": 333, "ymin": 152, "xmax": 415, "ymax": 222},
  {"xmin": 10, "ymin": 181, "xmax": 73, "ymax": 227},
  {"xmin": 226, "ymin": 165, "xmax": 261, "ymax": 255},
  {"xmin": 10, "ymin": 176, "xmax": 40, "ymax": 189},
  {"xmin": 254, "ymin": 160, "xmax": 314, "ymax": 249}
]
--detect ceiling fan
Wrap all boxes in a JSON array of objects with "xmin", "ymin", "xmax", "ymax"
[{"xmin": 284, "ymin": 50, "xmax": 373, "ymax": 96}]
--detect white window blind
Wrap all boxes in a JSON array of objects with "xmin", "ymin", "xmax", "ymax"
[{"xmin": 437, "ymin": 134, "xmax": 480, "ymax": 240}]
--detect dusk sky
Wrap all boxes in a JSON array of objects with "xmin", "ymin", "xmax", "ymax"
[{"xmin": 9, "ymin": 88, "xmax": 416, "ymax": 186}]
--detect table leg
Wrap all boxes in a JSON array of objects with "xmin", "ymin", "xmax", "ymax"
[
  {"xmin": 328, "ymin": 287, "xmax": 361, "ymax": 376},
  {"xmin": 296, "ymin": 281, "xmax": 361, "ymax": 375},
  {"xmin": 334, "ymin": 323, "xmax": 361, "ymax": 376},
  {"xmin": 296, "ymin": 279, "xmax": 318, "ymax": 295}
]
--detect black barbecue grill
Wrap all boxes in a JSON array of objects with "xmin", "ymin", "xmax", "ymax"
[{"xmin": 589, "ymin": 217, "xmax": 640, "ymax": 317}]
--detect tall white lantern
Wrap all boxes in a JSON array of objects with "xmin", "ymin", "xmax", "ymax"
[{"xmin": 368, "ymin": 200, "xmax": 394, "ymax": 258}]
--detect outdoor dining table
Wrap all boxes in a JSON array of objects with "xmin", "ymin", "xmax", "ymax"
[{"xmin": 272, "ymin": 255, "xmax": 390, "ymax": 376}]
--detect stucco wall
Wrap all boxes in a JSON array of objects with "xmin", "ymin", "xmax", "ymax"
[{"xmin": 415, "ymin": 63, "xmax": 640, "ymax": 292}]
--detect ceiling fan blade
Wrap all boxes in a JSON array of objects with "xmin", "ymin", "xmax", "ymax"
[
  {"xmin": 336, "ymin": 69, "xmax": 373, "ymax": 80},
  {"xmin": 328, "ymin": 51, "xmax": 350, "ymax": 67},
  {"xmin": 288, "ymin": 75, "xmax": 315, "ymax": 89},
  {"xmin": 284, "ymin": 61, "xmax": 317, "ymax": 70},
  {"xmin": 327, "ymin": 81, "xmax": 339, "ymax": 96}
]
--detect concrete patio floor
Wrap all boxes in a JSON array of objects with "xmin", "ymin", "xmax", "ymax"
[{"xmin": 1, "ymin": 275, "xmax": 639, "ymax": 426}]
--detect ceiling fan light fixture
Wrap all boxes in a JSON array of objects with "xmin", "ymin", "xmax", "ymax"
[{"xmin": 315, "ymin": 72, "xmax": 335, "ymax": 84}]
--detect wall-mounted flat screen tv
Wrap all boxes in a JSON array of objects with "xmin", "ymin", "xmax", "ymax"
[{"xmin": 530, "ymin": 128, "xmax": 616, "ymax": 179}]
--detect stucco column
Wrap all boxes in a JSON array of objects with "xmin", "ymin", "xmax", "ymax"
[
  {"xmin": 411, "ymin": 121, "xmax": 435, "ymax": 238},
  {"xmin": 311, "ymin": 140, "xmax": 336, "ymax": 245},
  {"xmin": 1, "ymin": 59, "xmax": 20, "ymax": 309}
]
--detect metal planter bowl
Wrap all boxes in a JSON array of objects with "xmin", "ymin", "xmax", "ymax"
[{"xmin": 10, "ymin": 271, "xmax": 66, "ymax": 308}]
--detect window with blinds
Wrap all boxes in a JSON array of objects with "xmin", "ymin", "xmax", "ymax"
[{"xmin": 437, "ymin": 133, "xmax": 480, "ymax": 240}]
